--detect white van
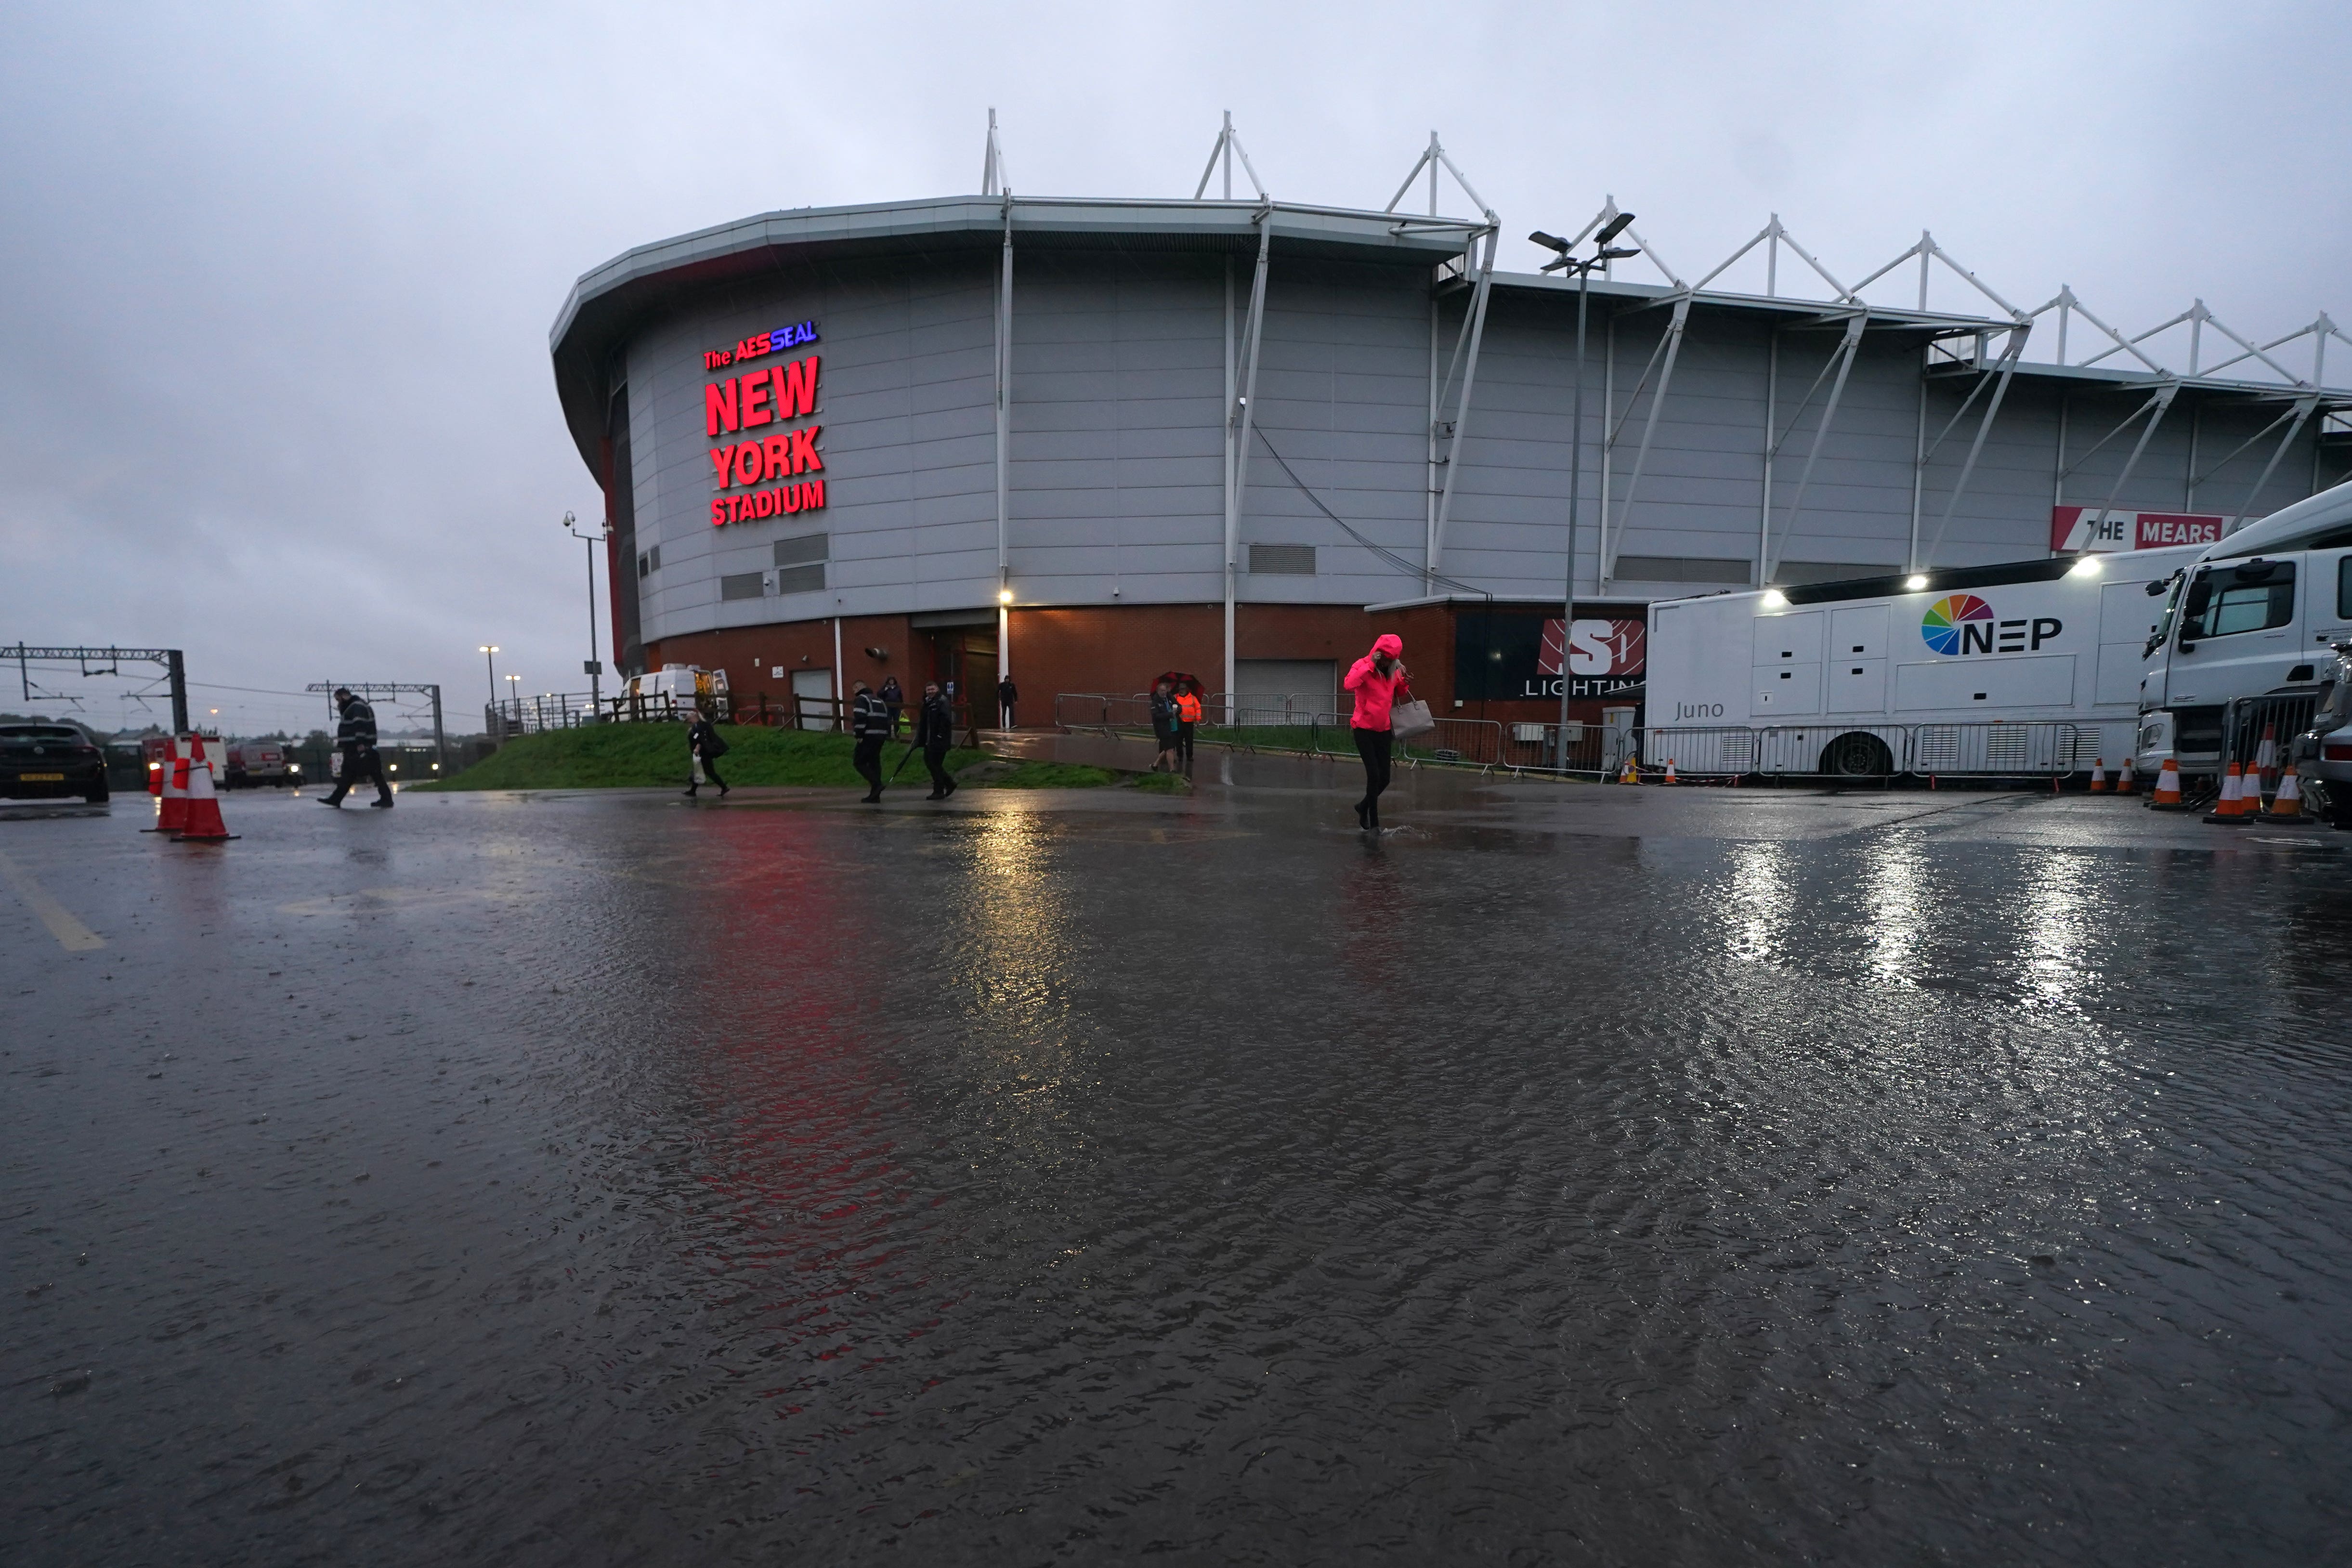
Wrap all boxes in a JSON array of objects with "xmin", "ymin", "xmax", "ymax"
[
  {"xmin": 1646, "ymin": 544, "xmax": 2204, "ymax": 775},
  {"xmin": 2136, "ymin": 479, "xmax": 2352, "ymax": 778}
]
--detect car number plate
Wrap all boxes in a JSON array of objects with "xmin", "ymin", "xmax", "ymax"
[{"xmin": 20, "ymin": 772, "xmax": 65, "ymax": 781}]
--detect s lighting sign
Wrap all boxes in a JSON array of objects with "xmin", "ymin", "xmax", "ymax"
[
  {"xmin": 1454, "ymin": 611, "xmax": 1646, "ymax": 701},
  {"xmin": 704, "ymin": 321, "xmax": 824, "ymax": 527},
  {"xmin": 2050, "ymin": 505, "xmax": 2231, "ymax": 553}
]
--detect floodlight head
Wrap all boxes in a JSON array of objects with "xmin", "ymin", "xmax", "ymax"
[
  {"xmin": 1528, "ymin": 230, "xmax": 1570, "ymax": 253},
  {"xmin": 1904, "ymin": 574, "xmax": 1929, "ymax": 591},
  {"xmin": 1539, "ymin": 257, "xmax": 1571, "ymax": 273},
  {"xmin": 1596, "ymin": 212, "xmax": 1636, "ymax": 244},
  {"xmin": 1599, "ymin": 246, "xmax": 1640, "ymax": 261}
]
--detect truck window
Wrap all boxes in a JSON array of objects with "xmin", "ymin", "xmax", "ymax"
[
  {"xmin": 2340, "ymin": 555, "xmax": 2352, "ymax": 620},
  {"xmin": 2181, "ymin": 561, "xmax": 2295, "ymax": 639}
]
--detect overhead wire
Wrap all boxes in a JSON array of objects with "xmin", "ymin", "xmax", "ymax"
[{"xmin": 1252, "ymin": 427, "xmax": 1496, "ymax": 604}]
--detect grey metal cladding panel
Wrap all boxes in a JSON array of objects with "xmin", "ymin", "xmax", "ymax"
[
  {"xmin": 1017, "ymin": 396, "xmax": 1221, "ymax": 434},
  {"xmin": 1017, "ymin": 456, "xmax": 1216, "ymax": 492},
  {"xmin": 911, "ymin": 461, "xmax": 997, "ymax": 502},
  {"xmin": 905, "ymin": 372, "xmax": 995, "ymax": 417},
  {"xmin": 904, "ymin": 409, "xmax": 994, "ymax": 450}
]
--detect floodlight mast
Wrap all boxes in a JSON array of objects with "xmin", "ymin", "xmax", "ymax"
[{"xmin": 1529, "ymin": 217, "xmax": 1638, "ymax": 771}]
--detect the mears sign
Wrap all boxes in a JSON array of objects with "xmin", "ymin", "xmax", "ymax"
[
  {"xmin": 2049, "ymin": 505, "xmax": 2231, "ymax": 554},
  {"xmin": 704, "ymin": 321, "xmax": 825, "ymax": 527}
]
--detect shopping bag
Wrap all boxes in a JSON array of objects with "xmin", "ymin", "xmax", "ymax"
[
  {"xmin": 1390, "ymin": 699, "xmax": 1436, "ymax": 740},
  {"xmin": 690, "ymin": 753, "xmax": 706, "ymax": 785}
]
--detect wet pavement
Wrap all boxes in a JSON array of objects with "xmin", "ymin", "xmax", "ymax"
[{"xmin": 5, "ymin": 758, "xmax": 2351, "ymax": 1566}]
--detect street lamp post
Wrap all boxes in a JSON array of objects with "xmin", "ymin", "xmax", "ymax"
[
  {"xmin": 1530, "ymin": 217, "xmax": 1640, "ymax": 771},
  {"xmin": 563, "ymin": 510, "xmax": 609, "ymax": 719},
  {"xmin": 479, "ymin": 645, "xmax": 500, "ymax": 710},
  {"xmin": 505, "ymin": 674, "xmax": 522, "ymax": 729}
]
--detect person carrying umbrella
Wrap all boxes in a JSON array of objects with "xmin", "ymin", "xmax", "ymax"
[
  {"xmin": 1149, "ymin": 679, "xmax": 1179, "ymax": 772},
  {"xmin": 1343, "ymin": 634, "xmax": 1411, "ymax": 830}
]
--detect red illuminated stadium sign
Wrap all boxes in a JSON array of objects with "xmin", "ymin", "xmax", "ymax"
[{"xmin": 705, "ymin": 327, "xmax": 824, "ymax": 527}]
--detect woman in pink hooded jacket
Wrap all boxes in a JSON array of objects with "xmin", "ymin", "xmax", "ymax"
[{"xmin": 1343, "ymin": 633, "xmax": 1411, "ymax": 830}]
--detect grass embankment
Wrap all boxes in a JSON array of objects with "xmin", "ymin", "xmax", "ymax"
[
  {"xmin": 967, "ymin": 760, "xmax": 1120, "ymax": 789},
  {"xmin": 414, "ymin": 724, "xmax": 989, "ymax": 791}
]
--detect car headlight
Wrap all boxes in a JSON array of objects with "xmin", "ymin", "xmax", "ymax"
[{"xmin": 289, "ymin": 763, "xmax": 301, "ymax": 772}]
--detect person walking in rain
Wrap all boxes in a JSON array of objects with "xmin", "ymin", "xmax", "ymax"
[
  {"xmin": 321, "ymin": 687, "xmax": 393, "ymax": 808},
  {"xmin": 1343, "ymin": 634, "xmax": 1411, "ymax": 830},
  {"xmin": 850, "ymin": 678, "xmax": 889, "ymax": 803},
  {"xmin": 915, "ymin": 680, "xmax": 958, "ymax": 800},
  {"xmin": 998, "ymin": 672, "xmax": 1019, "ymax": 730},
  {"xmin": 1149, "ymin": 679, "xmax": 1179, "ymax": 772},
  {"xmin": 879, "ymin": 674, "xmax": 904, "ymax": 737},
  {"xmin": 1173, "ymin": 681, "xmax": 1202, "ymax": 774},
  {"xmin": 684, "ymin": 709, "xmax": 730, "ymax": 798}
]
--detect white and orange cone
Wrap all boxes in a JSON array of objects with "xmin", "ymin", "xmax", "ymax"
[
  {"xmin": 2204, "ymin": 760, "xmax": 2249, "ymax": 824},
  {"xmin": 172, "ymin": 737, "xmax": 237, "ymax": 842},
  {"xmin": 2088, "ymin": 758, "xmax": 2108, "ymax": 793},
  {"xmin": 2116, "ymin": 757, "xmax": 2136, "ymax": 796},
  {"xmin": 2260, "ymin": 762, "xmax": 2309, "ymax": 823},
  {"xmin": 144, "ymin": 736, "xmax": 190, "ymax": 834},
  {"xmin": 1662, "ymin": 758, "xmax": 1679, "ymax": 784},
  {"xmin": 2149, "ymin": 757, "xmax": 2185, "ymax": 810},
  {"xmin": 2255, "ymin": 722, "xmax": 2278, "ymax": 785}
]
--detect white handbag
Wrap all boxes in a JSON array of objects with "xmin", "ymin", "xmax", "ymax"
[{"xmin": 1389, "ymin": 698, "xmax": 1436, "ymax": 739}]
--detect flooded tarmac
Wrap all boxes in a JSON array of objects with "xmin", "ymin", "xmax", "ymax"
[{"xmin": 5, "ymin": 769, "xmax": 2351, "ymax": 1565}]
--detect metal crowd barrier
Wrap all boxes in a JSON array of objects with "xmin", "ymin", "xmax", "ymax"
[{"xmin": 2221, "ymin": 691, "xmax": 2324, "ymax": 808}]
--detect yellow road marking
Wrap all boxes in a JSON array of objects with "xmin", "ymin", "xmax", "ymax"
[{"xmin": 0, "ymin": 844, "xmax": 105, "ymax": 951}]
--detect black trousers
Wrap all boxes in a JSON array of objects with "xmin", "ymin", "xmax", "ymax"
[
  {"xmin": 325, "ymin": 745, "xmax": 391, "ymax": 804},
  {"xmin": 1001, "ymin": 701, "xmax": 1017, "ymax": 729},
  {"xmin": 1353, "ymin": 726, "xmax": 1392, "ymax": 825},
  {"xmin": 690, "ymin": 753, "xmax": 725, "ymax": 792},
  {"xmin": 1176, "ymin": 721, "xmax": 1195, "ymax": 768},
  {"xmin": 924, "ymin": 744, "xmax": 954, "ymax": 795},
  {"xmin": 853, "ymin": 736, "xmax": 884, "ymax": 795}
]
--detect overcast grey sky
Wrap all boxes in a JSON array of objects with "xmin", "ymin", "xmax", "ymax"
[{"xmin": 3, "ymin": 1, "xmax": 2345, "ymax": 735}]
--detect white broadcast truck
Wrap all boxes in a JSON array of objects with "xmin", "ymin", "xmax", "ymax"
[
  {"xmin": 2133, "ymin": 478, "xmax": 2352, "ymax": 793},
  {"xmin": 1645, "ymin": 544, "xmax": 2206, "ymax": 778}
]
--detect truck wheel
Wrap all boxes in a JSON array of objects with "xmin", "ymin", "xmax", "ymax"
[
  {"xmin": 1821, "ymin": 732, "xmax": 1894, "ymax": 777},
  {"xmin": 85, "ymin": 782, "xmax": 109, "ymax": 804}
]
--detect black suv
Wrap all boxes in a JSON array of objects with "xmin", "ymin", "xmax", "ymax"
[{"xmin": 0, "ymin": 724, "xmax": 109, "ymax": 803}]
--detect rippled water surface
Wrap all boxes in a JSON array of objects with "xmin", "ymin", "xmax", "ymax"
[{"xmin": 5, "ymin": 781, "xmax": 2351, "ymax": 1565}]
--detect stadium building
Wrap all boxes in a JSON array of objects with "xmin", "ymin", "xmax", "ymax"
[{"xmin": 549, "ymin": 126, "xmax": 2352, "ymax": 725}]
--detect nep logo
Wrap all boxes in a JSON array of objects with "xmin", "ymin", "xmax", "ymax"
[{"xmin": 1921, "ymin": 594, "xmax": 2061, "ymax": 656}]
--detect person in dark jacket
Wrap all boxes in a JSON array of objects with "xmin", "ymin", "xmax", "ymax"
[
  {"xmin": 321, "ymin": 687, "xmax": 393, "ymax": 808},
  {"xmin": 997, "ymin": 674, "xmax": 1019, "ymax": 730},
  {"xmin": 1149, "ymin": 681, "xmax": 1179, "ymax": 772},
  {"xmin": 878, "ymin": 675, "xmax": 905, "ymax": 738},
  {"xmin": 684, "ymin": 712, "xmax": 730, "ymax": 797},
  {"xmin": 850, "ymin": 679, "xmax": 889, "ymax": 803},
  {"xmin": 915, "ymin": 682, "xmax": 957, "ymax": 800}
]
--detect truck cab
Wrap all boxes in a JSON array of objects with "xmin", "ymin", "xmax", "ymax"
[{"xmin": 2138, "ymin": 480, "xmax": 2352, "ymax": 777}]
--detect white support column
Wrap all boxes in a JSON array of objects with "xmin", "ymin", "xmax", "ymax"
[
  {"xmin": 2088, "ymin": 383, "xmax": 2182, "ymax": 538},
  {"xmin": 1226, "ymin": 213, "xmax": 1271, "ymax": 722},
  {"xmin": 1908, "ymin": 346, "xmax": 1927, "ymax": 574},
  {"xmin": 1919, "ymin": 327, "xmax": 2027, "ymax": 563},
  {"xmin": 2236, "ymin": 398, "xmax": 2317, "ymax": 521},
  {"xmin": 833, "ymin": 617, "xmax": 844, "ymax": 716},
  {"xmin": 994, "ymin": 196, "xmax": 1014, "ymax": 685},
  {"xmin": 1428, "ymin": 226, "xmax": 1496, "ymax": 577},
  {"xmin": 1604, "ymin": 294, "xmax": 1691, "ymax": 582},
  {"xmin": 1763, "ymin": 329, "xmax": 1780, "ymax": 584},
  {"xmin": 1769, "ymin": 312, "xmax": 1868, "ymax": 584}
]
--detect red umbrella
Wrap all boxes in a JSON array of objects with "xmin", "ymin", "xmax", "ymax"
[{"xmin": 1151, "ymin": 670, "xmax": 1205, "ymax": 697}]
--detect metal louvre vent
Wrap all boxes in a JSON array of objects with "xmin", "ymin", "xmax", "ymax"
[
  {"xmin": 1986, "ymin": 727, "xmax": 2027, "ymax": 768},
  {"xmin": 775, "ymin": 562, "xmax": 826, "ymax": 595},
  {"xmin": 1772, "ymin": 560, "xmax": 1898, "ymax": 587},
  {"xmin": 1249, "ymin": 543, "xmax": 1316, "ymax": 575},
  {"xmin": 774, "ymin": 532, "xmax": 827, "ymax": 568},
  {"xmin": 719, "ymin": 572, "xmax": 765, "ymax": 601},
  {"xmin": 1916, "ymin": 727, "xmax": 1960, "ymax": 771},
  {"xmin": 637, "ymin": 545, "xmax": 661, "ymax": 578},
  {"xmin": 1613, "ymin": 555, "xmax": 1752, "ymax": 585}
]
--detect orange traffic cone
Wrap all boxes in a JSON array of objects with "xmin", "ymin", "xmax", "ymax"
[
  {"xmin": 144, "ymin": 736, "xmax": 190, "ymax": 834},
  {"xmin": 2149, "ymin": 758, "xmax": 2185, "ymax": 810},
  {"xmin": 2260, "ymin": 762, "xmax": 2310, "ymax": 823},
  {"xmin": 2115, "ymin": 757, "xmax": 2136, "ymax": 795},
  {"xmin": 2204, "ymin": 760, "xmax": 2249, "ymax": 824},
  {"xmin": 1662, "ymin": 758, "xmax": 1679, "ymax": 784},
  {"xmin": 2088, "ymin": 758, "xmax": 2108, "ymax": 792},
  {"xmin": 172, "ymin": 737, "xmax": 238, "ymax": 842}
]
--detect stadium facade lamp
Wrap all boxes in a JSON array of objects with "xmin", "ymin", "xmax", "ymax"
[
  {"xmin": 2069, "ymin": 556, "xmax": 2103, "ymax": 576},
  {"xmin": 1761, "ymin": 588, "xmax": 1789, "ymax": 608},
  {"xmin": 1905, "ymin": 574, "xmax": 1930, "ymax": 591},
  {"xmin": 998, "ymin": 588, "xmax": 1015, "ymax": 604}
]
